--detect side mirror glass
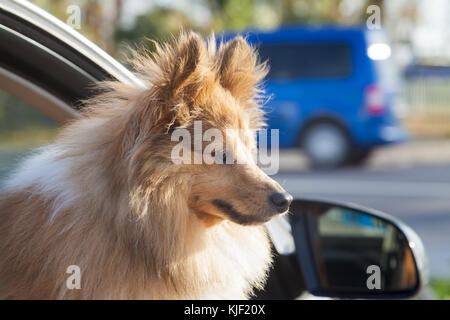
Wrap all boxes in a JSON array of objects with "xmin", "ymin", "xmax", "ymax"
[{"xmin": 289, "ymin": 199, "xmax": 427, "ymax": 298}]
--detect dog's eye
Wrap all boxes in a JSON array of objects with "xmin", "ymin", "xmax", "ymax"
[
  {"xmin": 222, "ymin": 151, "xmax": 228, "ymax": 163},
  {"xmin": 222, "ymin": 151, "xmax": 235, "ymax": 164}
]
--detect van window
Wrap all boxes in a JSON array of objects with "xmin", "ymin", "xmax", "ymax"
[{"xmin": 258, "ymin": 43, "xmax": 352, "ymax": 80}]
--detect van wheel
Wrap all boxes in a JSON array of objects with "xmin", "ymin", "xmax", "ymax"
[{"xmin": 302, "ymin": 121, "xmax": 351, "ymax": 169}]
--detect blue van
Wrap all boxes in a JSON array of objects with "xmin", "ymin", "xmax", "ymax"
[{"xmin": 222, "ymin": 25, "xmax": 407, "ymax": 168}]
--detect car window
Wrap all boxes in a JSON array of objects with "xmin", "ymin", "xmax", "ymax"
[
  {"xmin": 0, "ymin": 90, "xmax": 59, "ymax": 187},
  {"xmin": 258, "ymin": 42, "xmax": 352, "ymax": 80}
]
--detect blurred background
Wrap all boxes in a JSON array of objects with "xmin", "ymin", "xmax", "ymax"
[{"xmin": 0, "ymin": 0, "xmax": 449, "ymax": 298}]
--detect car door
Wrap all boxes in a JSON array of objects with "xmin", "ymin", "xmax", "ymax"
[{"xmin": 0, "ymin": 0, "xmax": 143, "ymax": 185}]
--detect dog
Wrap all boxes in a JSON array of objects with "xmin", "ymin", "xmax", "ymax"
[{"xmin": 0, "ymin": 32, "xmax": 292, "ymax": 299}]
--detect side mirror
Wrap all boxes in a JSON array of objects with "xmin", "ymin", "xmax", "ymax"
[{"xmin": 287, "ymin": 199, "xmax": 428, "ymax": 299}]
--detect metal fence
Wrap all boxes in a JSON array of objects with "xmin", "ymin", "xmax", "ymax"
[
  {"xmin": 405, "ymin": 78, "xmax": 450, "ymax": 115},
  {"xmin": 403, "ymin": 75, "xmax": 450, "ymax": 137}
]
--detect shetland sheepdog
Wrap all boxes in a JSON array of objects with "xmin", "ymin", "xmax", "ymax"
[{"xmin": 0, "ymin": 32, "xmax": 292, "ymax": 299}]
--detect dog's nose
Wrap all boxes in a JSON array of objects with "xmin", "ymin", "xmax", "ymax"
[{"xmin": 269, "ymin": 192, "xmax": 293, "ymax": 213}]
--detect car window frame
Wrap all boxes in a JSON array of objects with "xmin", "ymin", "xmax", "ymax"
[{"xmin": 0, "ymin": 66, "xmax": 79, "ymax": 124}]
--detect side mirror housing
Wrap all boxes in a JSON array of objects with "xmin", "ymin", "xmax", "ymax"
[{"xmin": 286, "ymin": 199, "xmax": 428, "ymax": 299}]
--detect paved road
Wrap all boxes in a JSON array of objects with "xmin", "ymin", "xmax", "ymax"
[{"xmin": 273, "ymin": 164, "xmax": 450, "ymax": 278}]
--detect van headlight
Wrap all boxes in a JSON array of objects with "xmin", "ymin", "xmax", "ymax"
[{"xmin": 367, "ymin": 43, "xmax": 392, "ymax": 60}]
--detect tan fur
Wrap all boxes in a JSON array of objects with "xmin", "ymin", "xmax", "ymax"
[{"xmin": 0, "ymin": 32, "xmax": 288, "ymax": 299}]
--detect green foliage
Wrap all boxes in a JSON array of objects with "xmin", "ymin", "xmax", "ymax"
[
  {"xmin": 0, "ymin": 91, "xmax": 58, "ymax": 149},
  {"xmin": 430, "ymin": 279, "xmax": 450, "ymax": 300},
  {"xmin": 114, "ymin": 0, "xmax": 373, "ymax": 52},
  {"xmin": 115, "ymin": 8, "xmax": 194, "ymax": 48},
  {"xmin": 30, "ymin": 0, "xmax": 376, "ymax": 57},
  {"xmin": 0, "ymin": 92, "xmax": 57, "ymax": 133},
  {"xmin": 212, "ymin": 0, "xmax": 256, "ymax": 31}
]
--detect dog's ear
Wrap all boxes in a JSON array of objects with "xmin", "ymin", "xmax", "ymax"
[
  {"xmin": 119, "ymin": 32, "xmax": 211, "ymax": 155},
  {"xmin": 144, "ymin": 31, "xmax": 209, "ymax": 104},
  {"xmin": 216, "ymin": 36, "xmax": 268, "ymax": 104}
]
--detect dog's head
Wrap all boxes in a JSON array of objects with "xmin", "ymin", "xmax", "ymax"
[{"xmin": 122, "ymin": 32, "xmax": 292, "ymax": 226}]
